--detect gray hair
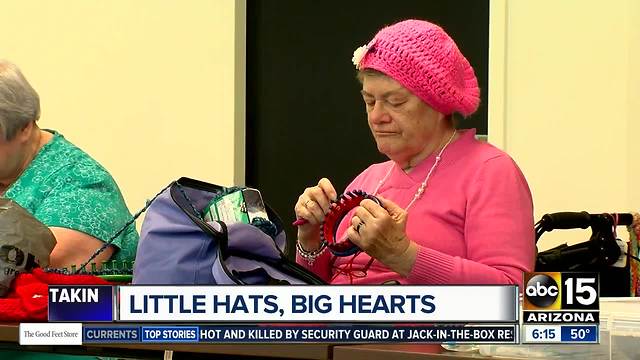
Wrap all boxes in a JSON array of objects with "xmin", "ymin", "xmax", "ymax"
[{"xmin": 0, "ymin": 60, "xmax": 40, "ymax": 141}]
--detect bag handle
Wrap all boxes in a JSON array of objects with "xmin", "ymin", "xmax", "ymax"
[
  {"xmin": 73, "ymin": 182, "xmax": 174, "ymax": 274},
  {"xmin": 74, "ymin": 177, "xmax": 226, "ymax": 274},
  {"xmin": 169, "ymin": 178, "xmax": 225, "ymax": 239},
  {"xmin": 73, "ymin": 177, "xmax": 287, "ymax": 278}
]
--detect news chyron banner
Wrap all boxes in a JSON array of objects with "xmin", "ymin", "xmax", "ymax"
[
  {"xmin": 21, "ymin": 285, "xmax": 520, "ymax": 345},
  {"xmin": 522, "ymin": 272, "xmax": 599, "ymax": 344},
  {"xmin": 118, "ymin": 286, "xmax": 517, "ymax": 323}
]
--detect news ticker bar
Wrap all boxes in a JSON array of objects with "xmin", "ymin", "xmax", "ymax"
[
  {"xmin": 522, "ymin": 325, "xmax": 598, "ymax": 344},
  {"xmin": 20, "ymin": 324, "xmax": 519, "ymax": 345}
]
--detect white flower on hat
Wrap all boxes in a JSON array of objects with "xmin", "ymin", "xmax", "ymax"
[{"xmin": 352, "ymin": 45, "xmax": 369, "ymax": 70}]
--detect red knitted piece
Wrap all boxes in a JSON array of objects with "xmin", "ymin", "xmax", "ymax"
[{"xmin": 0, "ymin": 268, "xmax": 111, "ymax": 322}]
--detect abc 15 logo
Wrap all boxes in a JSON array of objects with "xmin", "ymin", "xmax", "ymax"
[{"xmin": 523, "ymin": 272, "xmax": 599, "ymax": 310}]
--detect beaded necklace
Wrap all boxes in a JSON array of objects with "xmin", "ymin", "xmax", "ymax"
[
  {"xmin": 332, "ymin": 129, "xmax": 458, "ymax": 283},
  {"xmin": 372, "ymin": 129, "xmax": 457, "ymax": 207}
]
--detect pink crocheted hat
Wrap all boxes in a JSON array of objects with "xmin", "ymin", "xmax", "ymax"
[{"xmin": 353, "ymin": 19, "xmax": 480, "ymax": 116}]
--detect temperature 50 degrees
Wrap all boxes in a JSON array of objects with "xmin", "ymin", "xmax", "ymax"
[
  {"xmin": 570, "ymin": 327, "xmax": 591, "ymax": 340},
  {"xmin": 560, "ymin": 325, "xmax": 598, "ymax": 343}
]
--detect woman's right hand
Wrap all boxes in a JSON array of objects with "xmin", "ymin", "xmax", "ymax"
[{"xmin": 294, "ymin": 178, "xmax": 337, "ymax": 251}]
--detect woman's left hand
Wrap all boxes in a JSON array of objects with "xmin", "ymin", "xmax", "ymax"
[{"xmin": 346, "ymin": 196, "xmax": 419, "ymax": 277}]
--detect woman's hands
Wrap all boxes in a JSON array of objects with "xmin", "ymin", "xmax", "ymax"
[
  {"xmin": 295, "ymin": 182, "xmax": 418, "ymax": 276},
  {"xmin": 294, "ymin": 178, "xmax": 337, "ymax": 251},
  {"xmin": 346, "ymin": 196, "xmax": 418, "ymax": 277}
]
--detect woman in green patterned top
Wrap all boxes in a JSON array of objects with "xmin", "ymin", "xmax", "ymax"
[{"xmin": 0, "ymin": 60, "xmax": 138, "ymax": 268}]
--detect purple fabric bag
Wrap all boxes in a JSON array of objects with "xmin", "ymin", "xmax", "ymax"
[
  {"xmin": 132, "ymin": 177, "xmax": 324, "ymax": 285},
  {"xmin": 212, "ymin": 223, "xmax": 325, "ymax": 285}
]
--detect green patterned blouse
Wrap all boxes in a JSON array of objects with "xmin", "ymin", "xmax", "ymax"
[{"xmin": 4, "ymin": 130, "xmax": 138, "ymax": 262}]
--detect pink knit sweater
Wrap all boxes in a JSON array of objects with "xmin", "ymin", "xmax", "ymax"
[{"xmin": 296, "ymin": 129, "xmax": 535, "ymax": 287}]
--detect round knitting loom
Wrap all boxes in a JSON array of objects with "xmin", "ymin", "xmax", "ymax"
[{"xmin": 321, "ymin": 190, "xmax": 382, "ymax": 257}]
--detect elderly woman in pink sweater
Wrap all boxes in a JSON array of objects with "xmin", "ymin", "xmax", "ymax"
[{"xmin": 294, "ymin": 19, "xmax": 535, "ymax": 287}]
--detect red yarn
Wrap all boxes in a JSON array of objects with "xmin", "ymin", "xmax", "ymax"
[{"xmin": 0, "ymin": 268, "xmax": 111, "ymax": 322}]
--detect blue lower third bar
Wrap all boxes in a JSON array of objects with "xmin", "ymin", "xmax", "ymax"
[
  {"xmin": 49, "ymin": 286, "xmax": 113, "ymax": 322},
  {"xmin": 141, "ymin": 326, "xmax": 200, "ymax": 343},
  {"xmin": 83, "ymin": 326, "xmax": 140, "ymax": 343},
  {"xmin": 560, "ymin": 325, "xmax": 598, "ymax": 343}
]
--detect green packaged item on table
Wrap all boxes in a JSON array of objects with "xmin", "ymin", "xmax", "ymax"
[{"xmin": 203, "ymin": 188, "xmax": 269, "ymax": 224}]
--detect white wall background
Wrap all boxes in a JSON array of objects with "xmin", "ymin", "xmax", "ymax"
[
  {"xmin": 489, "ymin": 0, "xmax": 640, "ymax": 249},
  {"xmin": 0, "ymin": 0, "xmax": 244, "ymax": 216}
]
